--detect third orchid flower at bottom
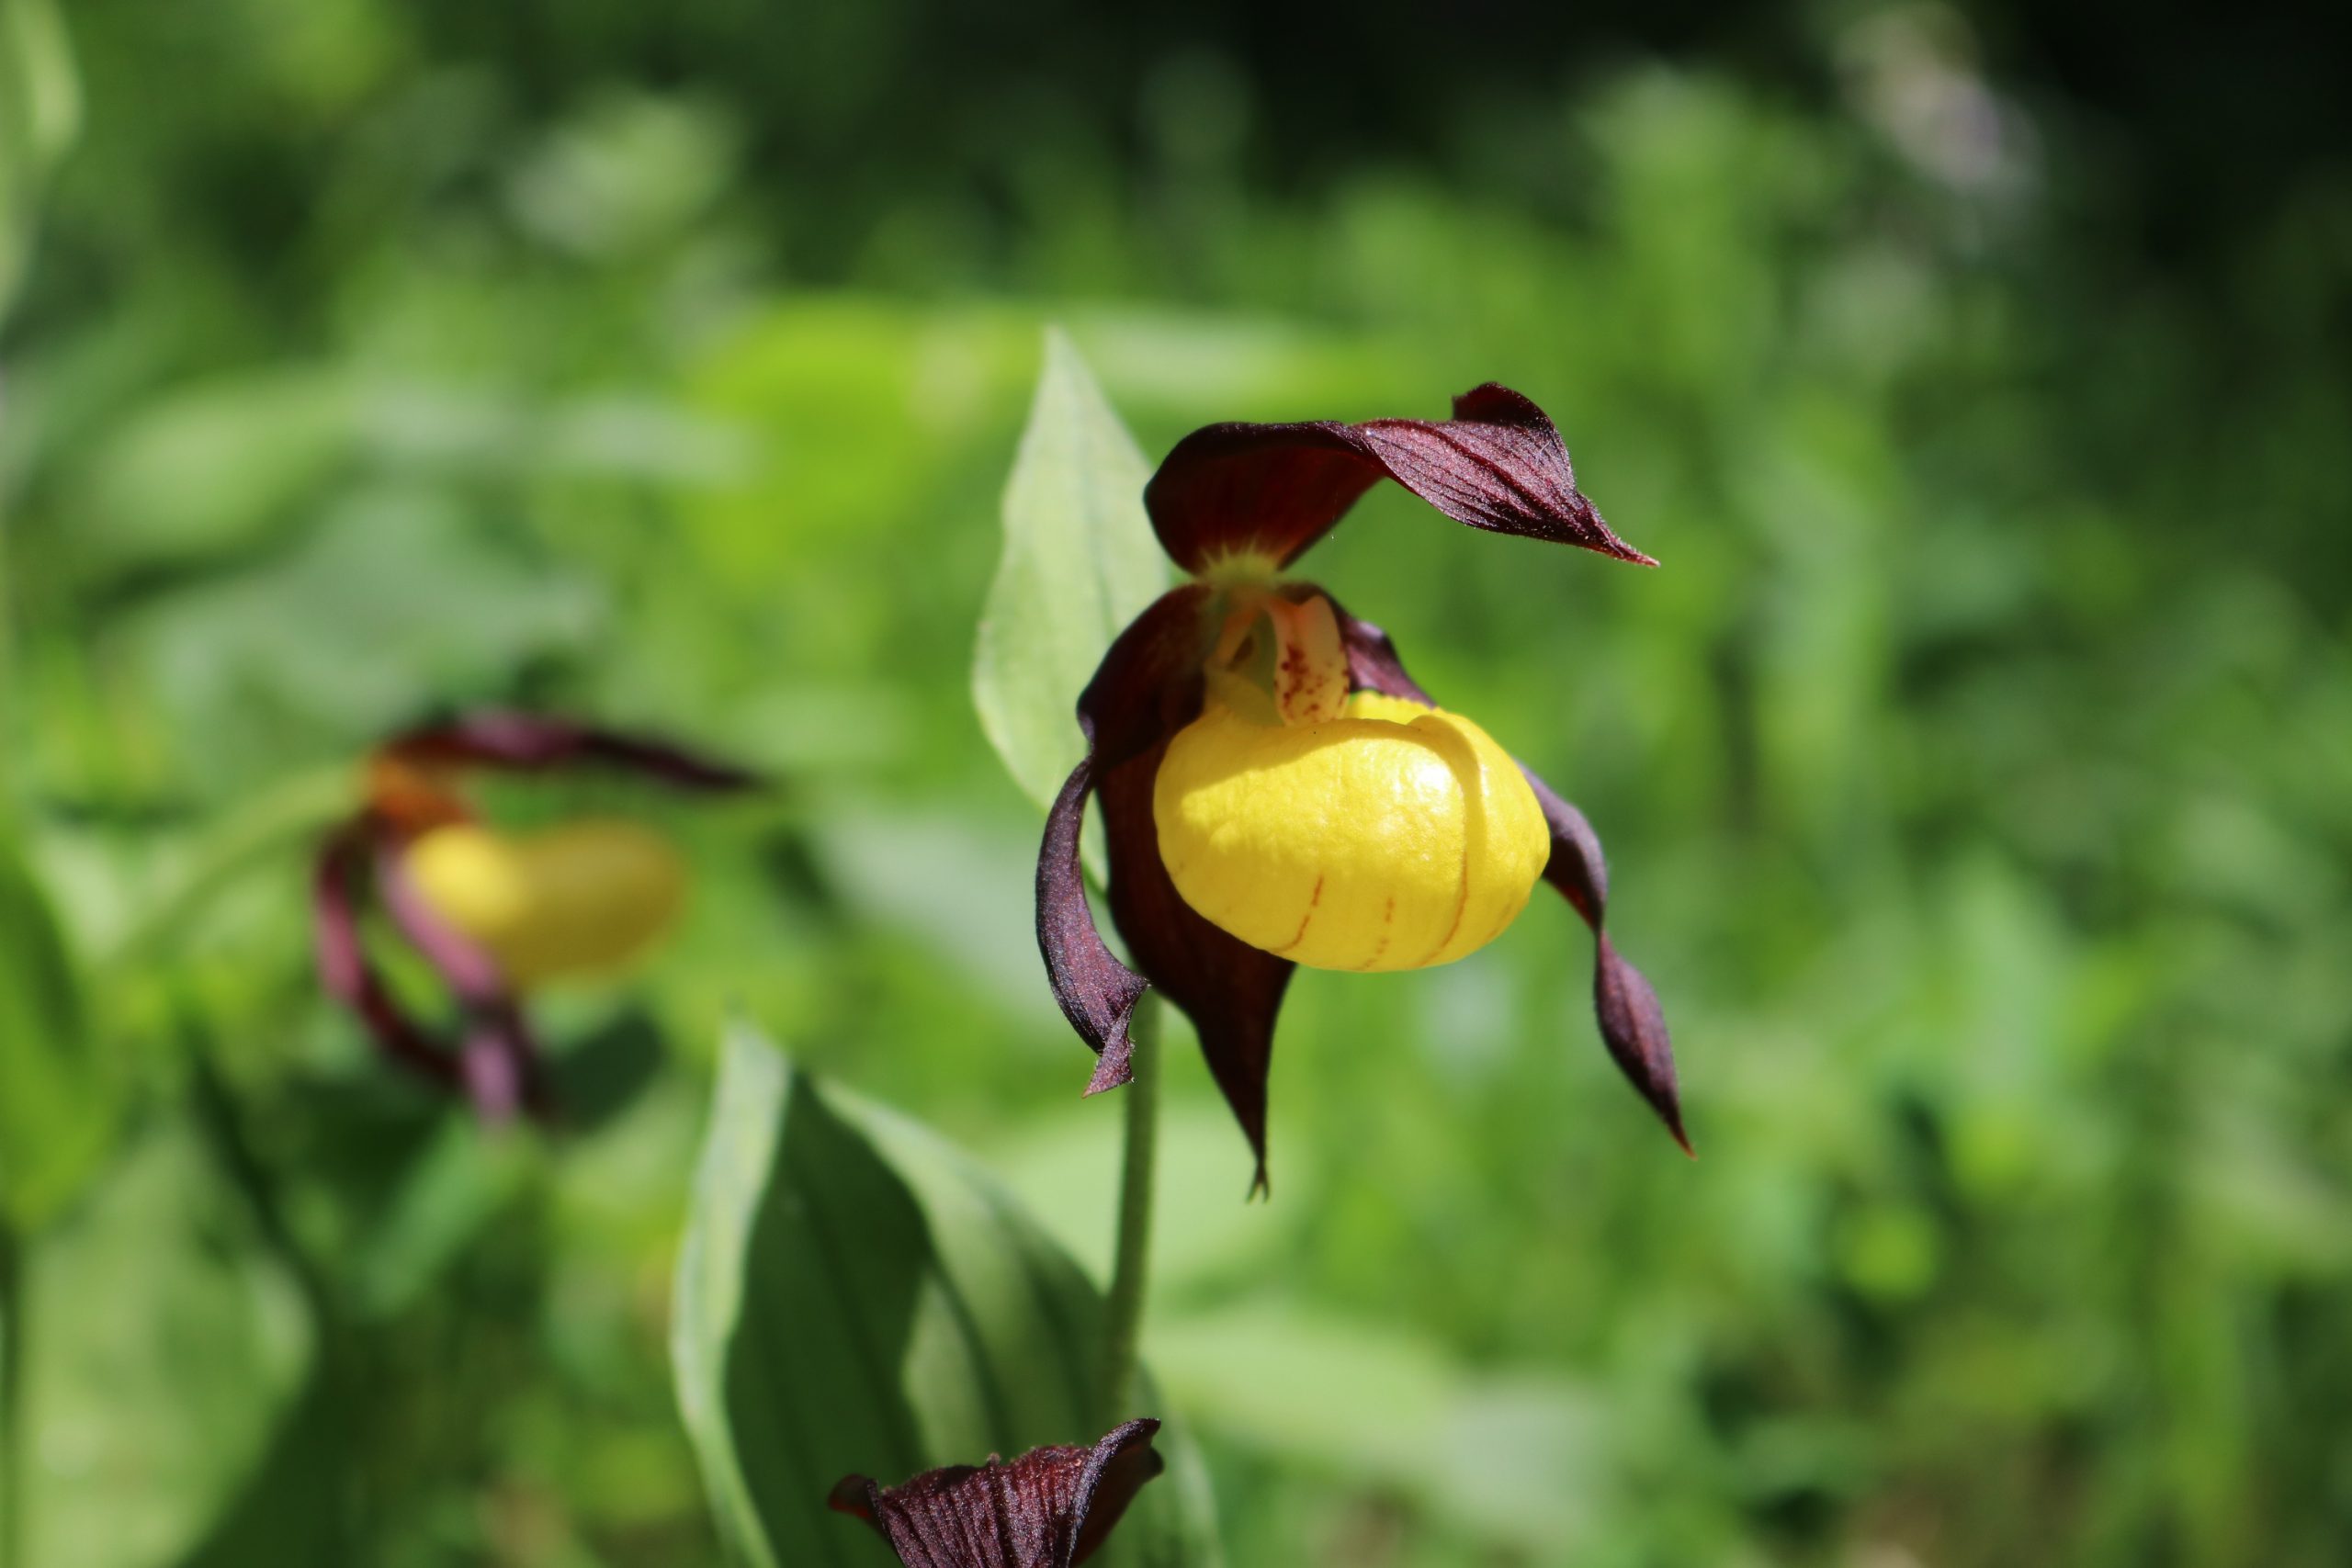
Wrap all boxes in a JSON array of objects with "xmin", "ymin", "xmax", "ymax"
[{"xmin": 1036, "ymin": 384, "xmax": 1683, "ymax": 1190}]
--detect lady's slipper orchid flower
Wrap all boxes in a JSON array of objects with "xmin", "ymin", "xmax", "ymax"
[
  {"xmin": 311, "ymin": 711, "xmax": 754, "ymax": 1117},
  {"xmin": 1036, "ymin": 385, "xmax": 1681, "ymax": 1190},
  {"xmin": 828, "ymin": 1419, "xmax": 1163, "ymax": 1568}
]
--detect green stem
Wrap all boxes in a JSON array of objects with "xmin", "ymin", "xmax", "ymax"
[
  {"xmin": 99, "ymin": 765, "xmax": 354, "ymax": 975},
  {"xmin": 1097, "ymin": 996, "xmax": 1161, "ymax": 1423},
  {"xmin": 1, "ymin": 1219, "xmax": 26, "ymax": 1568}
]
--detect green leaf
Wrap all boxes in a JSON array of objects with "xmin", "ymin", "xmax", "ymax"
[
  {"xmin": 18, "ymin": 1118, "xmax": 316, "ymax": 1568},
  {"xmin": 0, "ymin": 840, "xmax": 111, "ymax": 1230},
  {"xmin": 973, "ymin": 329, "xmax": 1169, "ymax": 873},
  {"xmin": 673, "ymin": 1023, "xmax": 1222, "ymax": 1568},
  {"xmin": 0, "ymin": 0, "xmax": 80, "ymax": 321}
]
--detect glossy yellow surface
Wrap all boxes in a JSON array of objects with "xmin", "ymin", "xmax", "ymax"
[
  {"xmin": 1153, "ymin": 690, "xmax": 1551, "ymax": 972},
  {"xmin": 402, "ymin": 819, "xmax": 686, "ymax": 988}
]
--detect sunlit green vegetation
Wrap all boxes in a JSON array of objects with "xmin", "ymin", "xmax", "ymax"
[{"xmin": 4, "ymin": 2, "xmax": 2349, "ymax": 1564}]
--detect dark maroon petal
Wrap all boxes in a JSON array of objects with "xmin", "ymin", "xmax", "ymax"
[
  {"xmin": 1144, "ymin": 383, "xmax": 1656, "ymax": 574},
  {"xmin": 1037, "ymin": 753, "xmax": 1148, "ymax": 1095},
  {"xmin": 373, "ymin": 843, "xmax": 552, "ymax": 1120},
  {"xmin": 1100, "ymin": 740, "xmax": 1293, "ymax": 1195},
  {"xmin": 1338, "ymin": 611, "xmax": 1689, "ymax": 1154},
  {"xmin": 458, "ymin": 1003, "xmax": 552, "ymax": 1122},
  {"xmin": 375, "ymin": 842, "xmax": 507, "ymax": 1005},
  {"xmin": 311, "ymin": 821, "xmax": 461, "ymax": 1093},
  {"xmin": 1035, "ymin": 586, "xmax": 1212, "ymax": 1097},
  {"xmin": 383, "ymin": 710, "xmax": 759, "ymax": 792},
  {"xmin": 828, "ymin": 1419, "xmax": 1164, "ymax": 1568},
  {"xmin": 1527, "ymin": 773, "xmax": 1690, "ymax": 1155}
]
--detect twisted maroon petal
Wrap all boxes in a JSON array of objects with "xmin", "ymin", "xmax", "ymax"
[
  {"xmin": 1035, "ymin": 585, "xmax": 1210, "ymax": 1097},
  {"xmin": 828, "ymin": 1419, "xmax": 1164, "ymax": 1568},
  {"xmin": 311, "ymin": 820, "xmax": 461, "ymax": 1093},
  {"xmin": 1144, "ymin": 383, "xmax": 1655, "ymax": 574},
  {"xmin": 382, "ymin": 710, "xmax": 759, "ymax": 792},
  {"xmin": 1338, "ymin": 608, "xmax": 1689, "ymax": 1153}
]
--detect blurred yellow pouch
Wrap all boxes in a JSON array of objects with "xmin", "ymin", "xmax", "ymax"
[{"xmin": 401, "ymin": 818, "xmax": 685, "ymax": 988}]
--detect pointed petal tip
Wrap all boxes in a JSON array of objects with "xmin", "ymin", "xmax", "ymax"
[{"xmin": 1082, "ymin": 1051, "xmax": 1136, "ymax": 1096}]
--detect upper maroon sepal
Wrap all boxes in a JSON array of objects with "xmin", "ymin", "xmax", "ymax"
[
  {"xmin": 828, "ymin": 1419, "xmax": 1165, "ymax": 1568},
  {"xmin": 383, "ymin": 710, "xmax": 760, "ymax": 793},
  {"xmin": 1337, "ymin": 607, "xmax": 1688, "ymax": 1153},
  {"xmin": 1143, "ymin": 383, "xmax": 1655, "ymax": 575}
]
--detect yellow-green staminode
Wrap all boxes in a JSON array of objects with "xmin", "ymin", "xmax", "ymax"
[
  {"xmin": 402, "ymin": 818, "xmax": 685, "ymax": 988},
  {"xmin": 1154, "ymin": 688, "xmax": 1551, "ymax": 973}
]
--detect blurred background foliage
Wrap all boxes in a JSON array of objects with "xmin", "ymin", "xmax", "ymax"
[{"xmin": 3, "ymin": 0, "xmax": 2350, "ymax": 1564}]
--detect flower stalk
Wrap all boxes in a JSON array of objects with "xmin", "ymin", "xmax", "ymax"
[{"xmin": 1097, "ymin": 993, "xmax": 1160, "ymax": 1426}]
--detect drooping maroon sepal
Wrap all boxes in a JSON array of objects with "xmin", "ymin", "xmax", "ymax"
[
  {"xmin": 828, "ymin": 1419, "xmax": 1164, "ymax": 1568},
  {"xmin": 1144, "ymin": 383, "xmax": 1656, "ymax": 575},
  {"xmin": 1035, "ymin": 586, "xmax": 1210, "ymax": 1095},
  {"xmin": 381, "ymin": 710, "xmax": 761, "ymax": 793},
  {"xmin": 1338, "ymin": 609, "xmax": 1689, "ymax": 1153},
  {"xmin": 1099, "ymin": 741, "xmax": 1293, "ymax": 1195}
]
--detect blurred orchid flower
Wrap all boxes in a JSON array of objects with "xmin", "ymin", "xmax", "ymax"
[
  {"xmin": 312, "ymin": 711, "xmax": 754, "ymax": 1116},
  {"xmin": 828, "ymin": 1419, "xmax": 1163, "ymax": 1568},
  {"xmin": 1036, "ymin": 385, "xmax": 1682, "ymax": 1190}
]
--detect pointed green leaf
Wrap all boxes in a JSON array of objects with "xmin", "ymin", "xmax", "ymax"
[
  {"xmin": 974, "ymin": 329, "xmax": 1169, "ymax": 870},
  {"xmin": 673, "ymin": 1023, "xmax": 1222, "ymax": 1568},
  {"xmin": 0, "ymin": 840, "xmax": 111, "ymax": 1230},
  {"xmin": 0, "ymin": 0, "xmax": 79, "ymax": 321}
]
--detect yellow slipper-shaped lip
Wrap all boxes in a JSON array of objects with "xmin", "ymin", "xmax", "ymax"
[{"xmin": 1153, "ymin": 690, "xmax": 1550, "ymax": 972}]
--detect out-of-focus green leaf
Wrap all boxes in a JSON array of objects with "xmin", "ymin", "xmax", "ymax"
[
  {"xmin": 74, "ymin": 372, "xmax": 356, "ymax": 575},
  {"xmin": 19, "ymin": 1118, "xmax": 315, "ymax": 1568},
  {"xmin": 0, "ymin": 0, "xmax": 78, "ymax": 320},
  {"xmin": 672, "ymin": 1023, "xmax": 1222, "ymax": 1568},
  {"xmin": 973, "ymin": 329, "xmax": 1168, "ymax": 873},
  {"xmin": 120, "ymin": 485, "xmax": 601, "ymax": 766},
  {"xmin": 1148, "ymin": 1302, "xmax": 1607, "ymax": 1555},
  {"xmin": 0, "ymin": 839, "xmax": 110, "ymax": 1229}
]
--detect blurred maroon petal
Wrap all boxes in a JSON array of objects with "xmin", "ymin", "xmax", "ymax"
[
  {"xmin": 458, "ymin": 1003, "xmax": 550, "ymax": 1122},
  {"xmin": 1144, "ymin": 383, "xmax": 1655, "ymax": 574},
  {"xmin": 1035, "ymin": 586, "xmax": 1210, "ymax": 1096},
  {"xmin": 829, "ymin": 1420, "xmax": 1163, "ymax": 1568},
  {"xmin": 373, "ymin": 844, "xmax": 552, "ymax": 1120},
  {"xmin": 375, "ymin": 842, "xmax": 507, "ymax": 1004},
  {"xmin": 1339, "ymin": 609, "xmax": 1688, "ymax": 1153},
  {"xmin": 384, "ymin": 710, "xmax": 759, "ymax": 792},
  {"xmin": 311, "ymin": 822, "xmax": 461, "ymax": 1093}
]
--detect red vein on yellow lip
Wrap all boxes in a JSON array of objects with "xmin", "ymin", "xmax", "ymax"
[
  {"xmin": 1353, "ymin": 895, "xmax": 1397, "ymax": 971},
  {"xmin": 1418, "ymin": 847, "xmax": 1473, "ymax": 967},
  {"xmin": 1272, "ymin": 874, "xmax": 1326, "ymax": 956}
]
